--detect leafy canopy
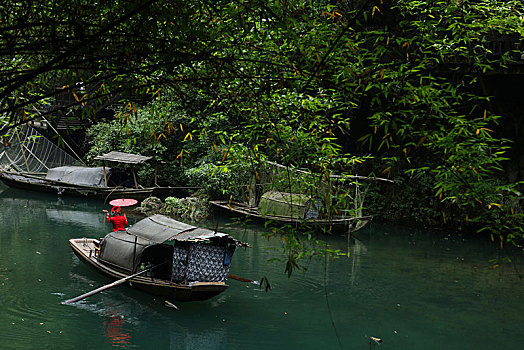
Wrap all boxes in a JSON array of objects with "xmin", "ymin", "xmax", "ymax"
[{"xmin": 1, "ymin": 1, "xmax": 523, "ymax": 257}]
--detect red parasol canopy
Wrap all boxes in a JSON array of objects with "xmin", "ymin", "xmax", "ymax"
[{"xmin": 109, "ymin": 198, "xmax": 138, "ymax": 207}]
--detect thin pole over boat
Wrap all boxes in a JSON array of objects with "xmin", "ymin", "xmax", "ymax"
[{"xmin": 62, "ymin": 263, "xmax": 163, "ymax": 304}]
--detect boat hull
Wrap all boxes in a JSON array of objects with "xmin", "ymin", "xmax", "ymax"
[
  {"xmin": 0, "ymin": 172, "xmax": 156, "ymax": 201},
  {"xmin": 211, "ymin": 200, "xmax": 371, "ymax": 234},
  {"xmin": 69, "ymin": 238, "xmax": 228, "ymax": 302}
]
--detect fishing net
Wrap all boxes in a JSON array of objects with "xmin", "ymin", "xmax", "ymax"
[{"xmin": 0, "ymin": 125, "xmax": 79, "ymax": 173}]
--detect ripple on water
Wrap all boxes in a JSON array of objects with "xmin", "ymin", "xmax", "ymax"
[{"xmin": 2, "ymin": 278, "xmax": 46, "ymax": 321}]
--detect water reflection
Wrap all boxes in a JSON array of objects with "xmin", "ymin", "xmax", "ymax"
[
  {"xmin": 0, "ymin": 187, "xmax": 114, "ymax": 231},
  {"xmin": 1, "ymin": 184, "xmax": 523, "ymax": 350},
  {"xmin": 46, "ymin": 209, "xmax": 104, "ymax": 229},
  {"xmin": 0, "ymin": 186, "xmax": 98, "ymax": 206},
  {"xmin": 68, "ymin": 285, "xmax": 229, "ymax": 350},
  {"xmin": 103, "ymin": 312, "xmax": 132, "ymax": 347}
]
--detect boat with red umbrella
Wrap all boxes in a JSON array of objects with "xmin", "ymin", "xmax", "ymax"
[{"xmin": 67, "ymin": 215, "xmax": 250, "ymax": 302}]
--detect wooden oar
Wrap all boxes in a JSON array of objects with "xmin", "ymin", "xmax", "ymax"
[
  {"xmin": 228, "ymin": 273, "xmax": 258, "ymax": 284},
  {"xmin": 63, "ymin": 264, "xmax": 162, "ymax": 305}
]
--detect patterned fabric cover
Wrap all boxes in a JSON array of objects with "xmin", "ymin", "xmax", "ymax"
[
  {"xmin": 171, "ymin": 244, "xmax": 189, "ymax": 282},
  {"xmin": 171, "ymin": 243, "xmax": 236, "ymax": 282},
  {"xmin": 304, "ymin": 198, "xmax": 323, "ymax": 219},
  {"xmin": 186, "ymin": 244, "xmax": 230, "ymax": 282}
]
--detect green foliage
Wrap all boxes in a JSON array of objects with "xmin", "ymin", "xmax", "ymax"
[
  {"xmin": 184, "ymin": 145, "xmax": 254, "ymax": 200},
  {"xmin": 85, "ymin": 108, "xmax": 168, "ymax": 186},
  {"xmin": 164, "ymin": 196, "xmax": 179, "ymax": 207},
  {"xmin": 82, "ymin": 0, "xmax": 524, "ymax": 247},
  {"xmin": 2, "ymin": 0, "xmax": 524, "ymax": 274},
  {"xmin": 85, "ymin": 91, "xmax": 214, "ymax": 186},
  {"xmin": 378, "ymin": 0, "xmax": 524, "ymax": 243},
  {"xmin": 191, "ymin": 0, "xmax": 523, "ymax": 246}
]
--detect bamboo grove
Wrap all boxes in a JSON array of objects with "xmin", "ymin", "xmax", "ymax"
[{"xmin": 1, "ymin": 0, "xmax": 523, "ymax": 252}]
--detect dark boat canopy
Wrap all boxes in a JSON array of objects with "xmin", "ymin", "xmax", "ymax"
[
  {"xmin": 99, "ymin": 215, "xmax": 248, "ymax": 272},
  {"xmin": 127, "ymin": 215, "xmax": 244, "ymax": 245},
  {"xmin": 93, "ymin": 151, "xmax": 152, "ymax": 164},
  {"xmin": 99, "ymin": 230, "xmax": 152, "ymax": 271},
  {"xmin": 45, "ymin": 166, "xmax": 110, "ymax": 187}
]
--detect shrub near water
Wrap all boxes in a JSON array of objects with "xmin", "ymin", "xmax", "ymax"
[{"xmin": 163, "ymin": 195, "xmax": 211, "ymax": 221}]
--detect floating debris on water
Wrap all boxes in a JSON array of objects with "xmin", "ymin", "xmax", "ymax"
[
  {"xmin": 165, "ymin": 300, "xmax": 179, "ymax": 310},
  {"xmin": 369, "ymin": 336, "xmax": 383, "ymax": 346}
]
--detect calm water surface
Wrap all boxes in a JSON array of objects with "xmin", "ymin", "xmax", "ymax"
[{"xmin": 0, "ymin": 185, "xmax": 522, "ymax": 349}]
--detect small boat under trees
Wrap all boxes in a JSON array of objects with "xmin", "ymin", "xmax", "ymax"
[
  {"xmin": 211, "ymin": 192, "xmax": 372, "ymax": 234},
  {"xmin": 69, "ymin": 214, "xmax": 250, "ymax": 302},
  {"xmin": 0, "ymin": 126, "xmax": 180, "ymax": 201},
  {"xmin": 211, "ymin": 161, "xmax": 392, "ymax": 234},
  {"xmin": 0, "ymin": 165, "xmax": 155, "ymax": 201},
  {"xmin": 0, "ymin": 152, "xmax": 175, "ymax": 201}
]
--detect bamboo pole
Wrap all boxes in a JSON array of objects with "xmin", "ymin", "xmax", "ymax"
[
  {"xmin": 227, "ymin": 273, "xmax": 258, "ymax": 284},
  {"xmin": 103, "ymin": 164, "xmax": 108, "ymax": 187},
  {"xmin": 132, "ymin": 166, "xmax": 138, "ymax": 189},
  {"xmin": 14, "ymin": 128, "xmax": 30, "ymax": 172},
  {"xmin": 21, "ymin": 143, "xmax": 49, "ymax": 170},
  {"xmin": 62, "ymin": 262, "xmax": 165, "ymax": 304},
  {"xmin": 63, "ymin": 268, "xmax": 149, "ymax": 304}
]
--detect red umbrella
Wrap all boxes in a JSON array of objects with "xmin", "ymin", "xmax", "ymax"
[{"xmin": 109, "ymin": 198, "xmax": 138, "ymax": 207}]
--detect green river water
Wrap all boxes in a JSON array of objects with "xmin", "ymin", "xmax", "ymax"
[{"xmin": 0, "ymin": 185, "xmax": 522, "ymax": 350}]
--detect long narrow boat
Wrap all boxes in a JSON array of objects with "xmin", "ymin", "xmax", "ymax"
[
  {"xmin": 0, "ymin": 126, "xmax": 180, "ymax": 200},
  {"xmin": 0, "ymin": 169, "xmax": 156, "ymax": 201},
  {"xmin": 69, "ymin": 215, "xmax": 249, "ymax": 301},
  {"xmin": 0, "ymin": 151, "xmax": 182, "ymax": 201},
  {"xmin": 210, "ymin": 199, "xmax": 372, "ymax": 234}
]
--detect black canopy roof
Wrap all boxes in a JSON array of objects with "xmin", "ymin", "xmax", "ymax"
[
  {"xmin": 99, "ymin": 215, "xmax": 249, "ymax": 272},
  {"xmin": 127, "ymin": 215, "xmax": 237, "ymax": 244},
  {"xmin": 93, "ymin": 151, "xmax": 152, "ymax": 164}
]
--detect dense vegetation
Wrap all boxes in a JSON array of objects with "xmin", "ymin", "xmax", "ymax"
[{"xmin": 1, "ymin": 1, "xmax": 523, "ymax": 254}]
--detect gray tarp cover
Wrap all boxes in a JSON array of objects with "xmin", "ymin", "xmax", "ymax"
[
  {"xmin": 45, "ymin": 166, "xmax": 110, "ymax": 187},
  {"xmin": 100, "ymin": 215, "xmax": 234, "ymax": 272},
  {"xmin": 99, "ymin": 215, "xmax": 247, "ymax": 272},
  {"xmin": 126, "ymin": 215, "xmax": 230, "ymax": 244},
  {"xmin": 99, "ymin": 231, "xmax": 152, "ymax": 272}
]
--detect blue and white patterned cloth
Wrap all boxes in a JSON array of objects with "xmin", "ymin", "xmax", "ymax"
[{"xmin": 171, "ymin": 243, "xmax": 236, "ymax": 282}]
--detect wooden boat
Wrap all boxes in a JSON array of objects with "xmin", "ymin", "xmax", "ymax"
[
  {"xmin": 0, "ymin": 169, "xmax": 155, "ymax": 201},
  {"xmin": 211, "ymin": 196, "xmax": 372, "ymax": 234},
  {"xmin": 69, "ymin": 214, "xmax": 249, "ymax": 301},
  {"xmin": 0, "ymin": 151, "xmax": 181, "ymax": 201},
  {"xmin": 209, "ymin": 161, "xmax": 389, "ymax": 234}
]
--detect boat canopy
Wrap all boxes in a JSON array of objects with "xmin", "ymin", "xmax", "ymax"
[
  {"xmin": 99, "ymin": 230, "xmax": 152, "ymax": 271},
  {"xmin": 126, "ymin": 214, "xmax": 239, "ymax": 244},
  {"xmin": 93, "ymin": 151, "xmax": 152, "ymax": 164},
  {"xmin": 258, "ymin": 191, "xmax": 323, "ymax": 219},
  {"xmin": 45, "ymin": 166, "xmax": 110, "ymax": 187},
  {"xmin": 99, "ymin": 215, "xmax": 249, "ymax": 272}
]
